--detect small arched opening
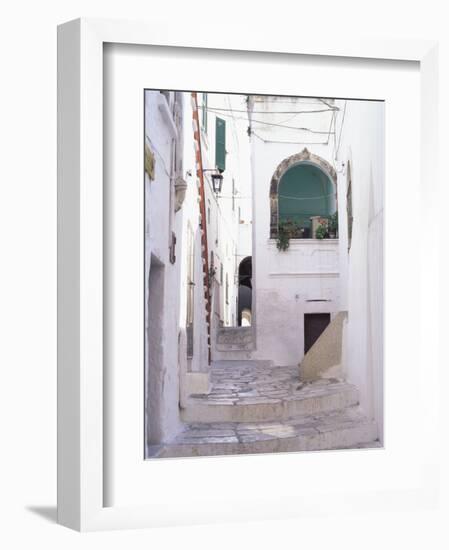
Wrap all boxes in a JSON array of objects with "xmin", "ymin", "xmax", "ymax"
[{"xmin": 237, "ymin": 256, "xmax": 252, "ymax": 326}]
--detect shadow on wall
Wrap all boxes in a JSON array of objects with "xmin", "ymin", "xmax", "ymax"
[
  {"xmin": 299, "ymin": 312, "xmax": 347, "ymax": 382},
  {"xmin": 146, "ymin": 254, "xmax": 165, "ymax": 446}
]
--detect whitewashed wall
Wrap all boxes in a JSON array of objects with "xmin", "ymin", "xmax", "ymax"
[
  {"xmin": 199, "ymin": 93, "xmax": 252, "ymax": 330},
  {"xmin": 145, "ymin": 90, "xmax": 250, "ymax": 441},
  {"xmin": 249, "ymin": 97, "xmax": 341, "ymax": 366},
  {"xmin": 177, "ymin": 95, "xmax": 209, "ymax": 377},
  {"xmin": 335, "ymin": 99, "xmax": 385, "ymax": 442},
  {"xmin": 176, "ymin": 92, "xmax": 253, "ymax": 375},
  {"xmin": 144, "ymin": 90, "xmax": 184, "ymax": 444}
]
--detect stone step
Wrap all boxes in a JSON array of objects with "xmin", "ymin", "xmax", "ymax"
[
  {"xmin": 216, "ymin": 327, "xmax": 253, "ymax": 346},
  {"xmin": 216, "ymin": 343, "xmax": 254, "ymax": 351},
  {"xmin": 211, "ymin": 359, "xmax": 273, "ymax": 369},
  {"xmin": 149, "ymin": 407, "xmax": 379, "ymax": 458},
  {"xmin": 217, "ymin": 335, "xmax": 254, "ymax": 345},
  {"xmin": 212, "ymin": 349, "xmax": 254, "ymax": 361},
  {"xmin": 217, "ymin": 327, "xmax": 252, "ymax": 337},
  {"xmin": 181, "ymin": 378, "xmax": 359, "ymax": 423}
]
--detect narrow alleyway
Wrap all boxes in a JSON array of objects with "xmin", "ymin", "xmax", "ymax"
[
  {"xmin": 143, "ymin": 91, "xmax": 384, "ymax": 457},
  {"xmin": 148, "ymin": 360, "xmax": 379, "ymax": 458}
]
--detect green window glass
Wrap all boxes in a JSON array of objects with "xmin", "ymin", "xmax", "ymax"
[
  {"xmin": 215, "ymin": 117, "xmax": 226, "ymax": 172},
  {"xmin": 278, "ymin": 163, "xmax": 335, "ymax": 237}
]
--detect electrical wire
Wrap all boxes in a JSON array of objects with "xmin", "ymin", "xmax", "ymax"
[
  {"xmin": 205, "ymin": 106, "xmax": 338, "ymax": 115},
  {"xmin": 200, "ymin": 109, "xmax": 334, "ymax": 134},
  {"xmin": 225, "ymin": 95, "xmax": 242, "ymax": 155},
  {"xmin": 319, "ymin": 98, "xmax": 336, "ymax": 109},
  {"xmin": 278, "ymin": 192, "xmax": 336, "ymax": 201},
  {"xmin": 247, "ymin": 116, "xmax": 335, "ymax": 134},
  {"xmin": 203, "ymin": 173, "xmax": 239, "ymax": 251},
  {"xmin": 251, "ymin": 131, "xmax": 328, "ymax": 146},
  {"xmin": 334, "ymin": 100, "xmax": 347, "ymax": 159},
  {"xmin": 215, "ymin": 195, "xmax": 251, "ymax": 199}
]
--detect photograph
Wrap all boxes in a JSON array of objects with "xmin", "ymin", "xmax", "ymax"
[
  {"xmin": 144, "ymin": 90, "xmax": 384, "ymax": 459},
  {"xmin": 0, "ymin": 0, "xmax": 442, "ymax": 541}
]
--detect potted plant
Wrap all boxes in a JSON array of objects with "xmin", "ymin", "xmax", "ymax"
[
  {"xmin": 276, "ymin": 219, "xmax": 299, "ymax": 251},
  {"xmin": 315, "ymin": 223, "xmax": 328, "ymax": 239},
  {"xmin": 314, "ymin": 217, "xmax": 329, "ymax": 239}
]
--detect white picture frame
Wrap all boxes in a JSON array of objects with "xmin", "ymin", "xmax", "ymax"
[{"xmin": 57, "ymin": 17, "xmax": 441, "ymax": 531}]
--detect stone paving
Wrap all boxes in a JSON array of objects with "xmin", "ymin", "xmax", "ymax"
[
  {"xmin": 189, "ymin": 360, "xmax": 348, "ymax": 406},
  {"xmin": 149, "ymin": 406, "xmax": 380, "ymax": 457},
  {"xmin": 176, "ymin": 408, "xmax": 372, "ymax": 443},
  {"xmin": 147, "ymin": 360, "xmax": 380, "ymax": 458},
  {"xmin": 181, "ymin": 361, "xmax": 360, "ymax": 423},
  {"xmin": 216, "ymin": 327, "xmax": 253, "ymax": 350},
  {"xmin": 177, "ymin": 407, "xmax": 372, "ymax": 444}
]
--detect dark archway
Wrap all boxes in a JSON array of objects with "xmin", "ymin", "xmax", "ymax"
[{"xmin": 238, "ymin": 256, "xmax": 252, "ymax": 326}]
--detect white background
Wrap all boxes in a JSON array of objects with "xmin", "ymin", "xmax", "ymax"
[{"xmin": 1, "ymin": 1, "xmax": 448, "ymax": 548}]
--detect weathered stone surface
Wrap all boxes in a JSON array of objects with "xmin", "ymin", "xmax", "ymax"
[
  {"xmin": 299, "ymin": 311, "xmax": 347, "ymax": 382},
  {"xmin": 150, "ymin": 407, "xmax": 379, "ymax": 458},
  {"xmin": 182, "ymin": 360, "xmax": 358, "ymax": 423},
  {"xmin": 146, "ymin": 360, "xmax": 380, "ymax": 459},
  {"xmin": 141, "ymin": 361, "xmax": 379, "ymax": 457},
  {"xmin": 214, "ymin": 327, "xmax": 255, "ymax": 361},
  {"xmin": 216, "ymin": 327, "xmax": 253, "ymax": 346}
]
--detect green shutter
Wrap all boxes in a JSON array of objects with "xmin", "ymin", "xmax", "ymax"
[{"xmin": 215, "ymin": 117, "xmax": 226, "ymax": 172}]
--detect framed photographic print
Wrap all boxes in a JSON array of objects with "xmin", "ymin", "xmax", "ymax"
[
  {"xmin": 58, "ymin": 18, "xmax": 441, "ymax": 531},
  {"xmin": 141, "ymin": 89, "xmax": 383, "ymax": 460}
]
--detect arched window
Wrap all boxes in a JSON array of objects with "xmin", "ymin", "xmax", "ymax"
[
  {"xmin": 278, "ymin": 163, "xmax": 335, "ymax": 238},
  {"xmin": 269, "ymin": 148, "xmax": 337, "ymax": 239}
]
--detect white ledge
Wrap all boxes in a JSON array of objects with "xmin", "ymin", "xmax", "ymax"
[
  {"xmin": 267, "ymin": 238, "xmax": 339, "ymax": 246},
  {"xmin": 268, "ymin": 271, "xmax": 339, "ymax": 278}
]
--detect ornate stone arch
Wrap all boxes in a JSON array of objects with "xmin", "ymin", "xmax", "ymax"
[{"xmin": 269, "ymin": 148, "xmax": 337, "ymax": 237}]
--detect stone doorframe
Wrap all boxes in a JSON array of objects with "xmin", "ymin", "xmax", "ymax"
[{"xmin": 269, "ymin": 148, "xmax": 337, "ymax": 237}]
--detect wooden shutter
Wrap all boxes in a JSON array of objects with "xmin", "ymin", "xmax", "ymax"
[{"xmin": 215, "ymin": 117, "xmax": 226, "ymax": 172}]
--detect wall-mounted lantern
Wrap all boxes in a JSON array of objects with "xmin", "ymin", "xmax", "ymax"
[
  {"xmin": 211, "ymin": 172, "xmax": 223, "ymax": 194},
  {"xmin": 203, "ymin": 168, "xmax": 223, "ymax": 195}
]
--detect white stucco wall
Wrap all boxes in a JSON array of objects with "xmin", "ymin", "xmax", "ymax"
[
  {"xmin": 144, "ymin": 90, "xmax": 184, "ymax": 444},
  {"xmin": 199, "ymin": 93, "xmax": 252, "ymax": 330},
  {"xmin": 334, "ymin": 99, "xmax": 384, "ymax": 441},
  {"xmin": 177, "ymin": 95, "xmax": 209, "ymax": 377},
  {"xmin": 177, "ymin": 92, "xmax": 252, "ymax": 366},
  {"xmin": 247, "ymin": 96, "xmax": 384, "ymax": 439},
  {"xmin": 248, "ymin": 96, "xmax": 341, "ymax": 366}
]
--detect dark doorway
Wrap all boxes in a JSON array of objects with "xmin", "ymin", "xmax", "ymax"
[
  {"xmin": 237, "ymin": 256, "xmax": 252, "ymax": 326},
  {"xmin": 146, "ymin": 255, "xmax": 165, "ymax": 445},
  {"xmin": 304, "ymin": 313, "xmax": 331, "ymax": 354}
]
